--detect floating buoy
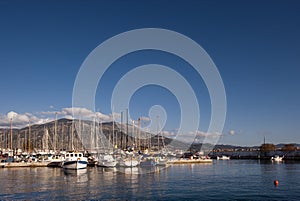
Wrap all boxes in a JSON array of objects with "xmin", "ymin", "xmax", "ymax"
[{"xmin": 274, "ymin": 180, "xmax": 279, "ymax": 186}]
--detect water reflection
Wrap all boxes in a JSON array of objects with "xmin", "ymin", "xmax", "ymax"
[
  {"xmin": 63, "ymin": 168, "xmax": 88, "ymax": 183},
  {"xmin": 1, "ymin": 161, "xmax": 300, "ymax": 200},
  {"xmin": 64, "ymin": 168, "xmax": 87, "ymax": 175},
  {"xmin": 103, "ymin": 167, "xmax": 117, "ymax": 173},
  {"xmin": 123, "ymin": 167, "xmax": 139, "ymax": 175}
]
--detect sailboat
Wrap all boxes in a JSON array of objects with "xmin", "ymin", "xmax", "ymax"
[
  {"xmin": 98, "ymin": 154, "xmax": 118, "ymax": 167},
  {"xmin": 155, "ymin": 119, "xmax": 168, "ymax": 166},
  {"xmin": 118, "ymin": 151, "xmax": 139, "ymax": 167},
  {"xmin": 97, "ymin": 119, "xmax": 118, "ymax": 167},
  {"xmin": 119, "ymin": 111, "xmax": 139, "ymax": 167}
]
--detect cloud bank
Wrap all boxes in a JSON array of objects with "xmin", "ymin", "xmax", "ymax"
[{"xmin": 0, "ymin": 107, "xmax": 111, "ymax": 128}]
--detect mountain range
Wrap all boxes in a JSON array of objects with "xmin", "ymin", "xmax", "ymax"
[{"xmin": 0, "ymin": 118, "xmax": 298, "ymax": 153}]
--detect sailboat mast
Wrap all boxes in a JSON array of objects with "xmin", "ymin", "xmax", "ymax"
[
  {"xmin": 100, "ymin": 121, "xmax": 103, "ymax": 152},
  {"xmin": 157, "ymin": 115, "xmax": 160, "ymax": 151},
  {"xmin": 138, "ymin": 118, "xmax": 141, "ymax": 150},
  {"xmin": 93, "ymin": 117, "xmax": 96, "ymax": 152},
  {"xmin": 132, "ymin": 120, "xmax": 135, "ymax": 149},
  {"xmin": 79, "ymin": 117, "xmax": 82, "ymax": 151},
  {"xmin": 126, "ymin": 108, "xmax": 128, "ymax": 149},
  {"xmin": 61, "ymin": 121, "xmax": 64, "ymax": 151},
  {"xmin": 54, "ymin": 112, "xmax": 57, "ymax": 152},
  {"xmin": 89, "ymin": 118, "xmax": 93, "ymax": 152},
  {"xmin": 9, "ymin": 118, "xmax": 12, "ymax": 150},
  {"xmin": 28, "ymin": 120, "xmax": 31, "ymax": 153},
  {"xmin": 121, "ymin": 111, "xmax": 123, "ymax": 149},
  {"xmin": 112, "ymin": 112, "xmax": 115, "ymax": 148},
  {"xmin": 71, "ymin": 118, "xmax": 74, "ymax": 151}
]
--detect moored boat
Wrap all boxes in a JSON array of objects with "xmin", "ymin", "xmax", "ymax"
[
  {"xmin": 217, "ymin": 155, "xmax": 230, "ymax": 160},
  {"xmin": 271, "ymin": 155, "xmax": 284, "ymax": 162},
  {"xmin": 155, "ymin": 156, "xmax": 168, "ymax": 166},
  {"xmin": 62, "ymin": 152, "xmax": 88, "ymax": 169},
  {"xmin": 119, "ymin": 156, "xmax": 139, "ymax": 167},
  {"xmin": 47, "ymin": 153, "xmax": 65, "ymax": 167},
  {"xmin": 140, "ymin": 157, "xmax": 156, "ymax": 167},
  {"xmin": 97, "ymin": 154, "xmax": 118, "ymax": 167}
]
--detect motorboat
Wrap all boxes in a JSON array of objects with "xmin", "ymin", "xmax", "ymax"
[
  {"xmin": 62, "ymin": 152, "xmax": 88, "ymax": 169},
  {"xmin": 271, "ymin": 155, "xmax": 284, "ymax": 162},
  {"xmin": 47, "ymin": 153, "xmax": 65, "ymax": 167},
  {"xmin": 217, "ymin": 155, "xmax": 230, "ymax": 160}
]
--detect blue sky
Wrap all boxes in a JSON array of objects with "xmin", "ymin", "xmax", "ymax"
[{"xmin": 0, "ymin": 0, "xmax": 299, "ymax": 146}]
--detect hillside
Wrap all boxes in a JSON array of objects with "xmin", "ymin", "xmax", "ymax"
[{"xmin": 0, "ymin": 118, "xmax": 182, "ymax": 152}]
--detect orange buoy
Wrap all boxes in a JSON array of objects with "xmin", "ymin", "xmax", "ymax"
[{"xmin": 274, "ymin": 180, "xmax": 279, "ymax": 186}]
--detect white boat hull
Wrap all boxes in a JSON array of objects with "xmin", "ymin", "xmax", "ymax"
[
  {"xmin": 97, "ymin": 154, "xmax": 118, "ymax": 167},
  {"xmin": 63, "ymin": 160, "xmax": 87, "ymax": 169},
  {"xmin": 98, "ymin": 160, "xmax": 118, "ymax": 167},
  {"xmin": 271, "ymin": 156, "xmax": 284, "ymax": 162},
  {"xmin": 217, "ymin": 156, "xmax": 230, "ymax": 160},
  {"xmin": 62, "ymin": 152, "xmax": 88, "ymax": 170}
]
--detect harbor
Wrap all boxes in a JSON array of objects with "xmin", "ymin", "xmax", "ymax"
[
  {"xmin": 0, "ymin": 149, "xmax": 214, "ymax": 169},
  {"xmin": 1, "ymin": 117, "xmax": 299, "ymax": 170},
  {"xmin": 1, "ymin": 1, "xmax": 299, "ymax": 200}
]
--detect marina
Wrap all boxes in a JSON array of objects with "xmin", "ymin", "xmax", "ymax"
[
  {"xmin": 0, "ymin": 152, "xmax": 213, "ymax": 168},
  {"xmin": 0, "ymin": 0, "xmax": 299, "ymax": 200}
]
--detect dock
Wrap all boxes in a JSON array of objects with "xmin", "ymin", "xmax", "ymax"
[{"xmin": 2, "ymin": 162, "xmax": 50, "ymax": 168}]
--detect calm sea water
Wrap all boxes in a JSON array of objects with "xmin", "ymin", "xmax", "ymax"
[{"xmin": 0, "ymin": 160, "xmax": 300, "ymax": 200}]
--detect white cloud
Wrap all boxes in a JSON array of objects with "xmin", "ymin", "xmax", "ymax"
[
  {"xmin": 0, "ymin": 111, "xmax": 48, "ymax": 128},
  {"xmin": 39, "ymin": 111, "xmax": 58, "ymax": 115},
  {"xmin": 198, "ymin": 131, "xmax": 223, "ymax": 138},
  {"xmin": 161, "ymin": 130, "xmax": 176, "ymax": 138},
  {"xmin": 63, "ymin": 115, "xmax": 74, "ymax": 120},
  {"xmin": 61, "ymin": 107, "xmax": 111, "ymax": 122},
  {"xmin": 0, "ymin": 107, "xmax": 113, "ymax": 128},
  {"xmin": 7, "ymin": 111, "xmax": 18, "ymax": 119},
  {"xmin": 95, "ymin": 112, "xmax": 111, "ymax": 122},
  {"xmin": 229, "ymin": 130, "xmax": 236, "ymax": 135},
  {"xmin": 39, "ymin": 107, "xmax": 112, "ymax": 122}
]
